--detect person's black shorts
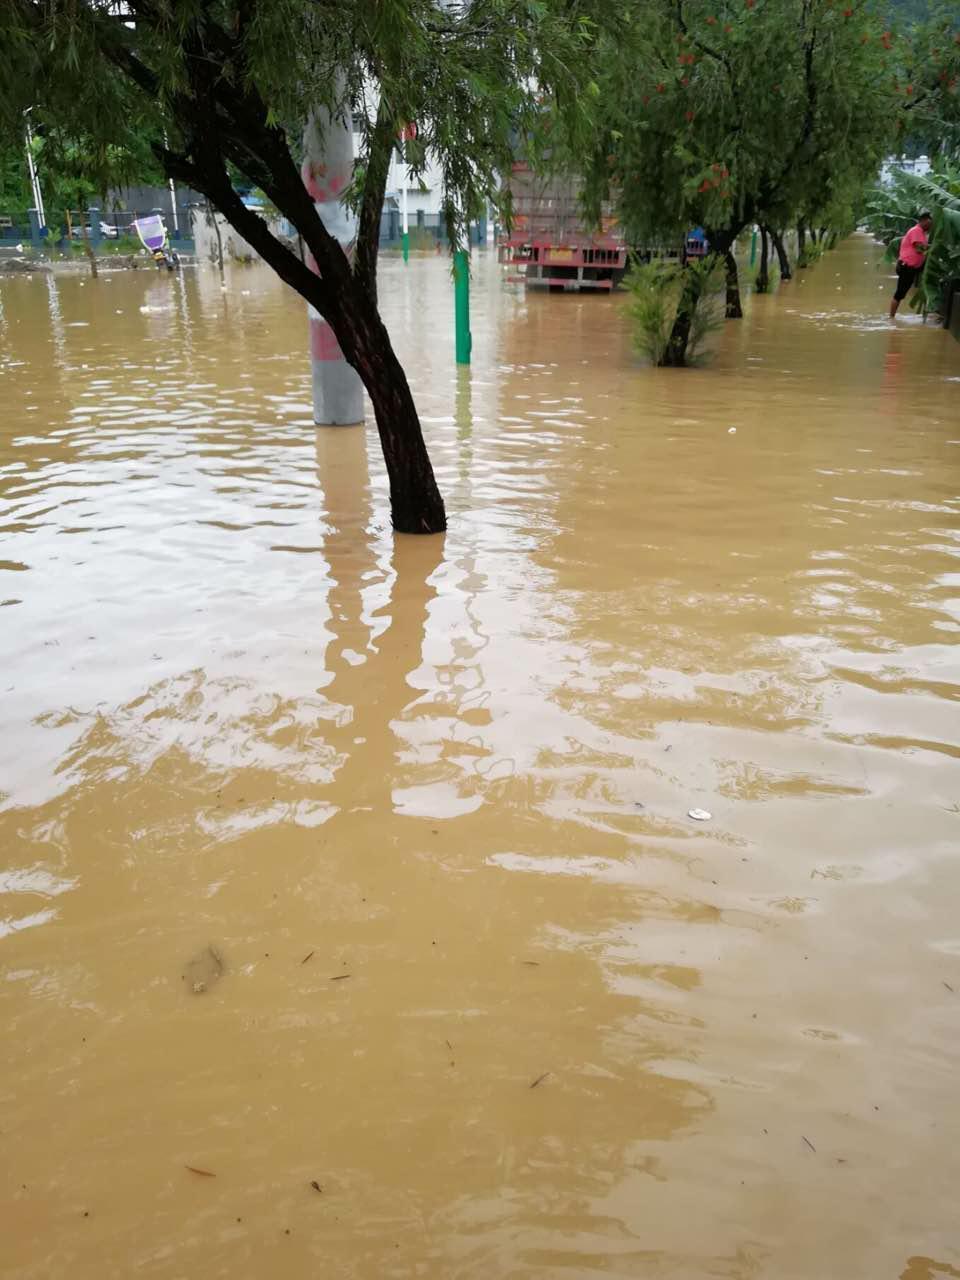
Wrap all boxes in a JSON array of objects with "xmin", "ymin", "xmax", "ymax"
[{"xmin": 894, "ymin": 260, "xmax": 919, "ymax": 301}]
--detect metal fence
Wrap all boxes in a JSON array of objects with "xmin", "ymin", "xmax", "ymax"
[
  {"xmin": 0, "ymin": 213, "xmax": 31, "ymax": 243},
  {"xmin": 1, "ymin": 203, "xmax": 484, "ymax": 255},
  {"xmin": 0, "ymin": 206, "xmax": 195, "ymax": 253},
  {"xmin": 378, "ymin": 208, "xmax": 489, "ymax": 249}
]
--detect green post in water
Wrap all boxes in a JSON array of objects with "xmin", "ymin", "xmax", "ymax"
[
  {"xmin": 400, "ymin": 137, "xmax": 410, "ymax": 263},
  {"xmin": 454, "ymin": 249, "xmax": 471, "ymax": 366},
  {"xmin": 750, "ymin": 228, "xmax": 758, "ymax": 268}
]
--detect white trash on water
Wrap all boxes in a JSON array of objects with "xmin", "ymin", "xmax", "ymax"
[{"xmin": 688, "ymin": 808, "xmax": 712, "ymax": 822}]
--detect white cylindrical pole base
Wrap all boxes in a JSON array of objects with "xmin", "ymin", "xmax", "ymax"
[
  {"xmin": 302, "ymin": 84, "xmax": 365, "ymax": 428},
  {"xmin": 309, "ymin": 310, "xmax": 364, "ymax": 425}
]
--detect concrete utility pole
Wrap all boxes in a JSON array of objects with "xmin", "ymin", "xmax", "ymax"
[{"xmin": 301, "ymin": 91, "xmax": 364, "ymax": 426}]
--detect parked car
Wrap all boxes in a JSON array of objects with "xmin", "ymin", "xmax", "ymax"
[{"xmin": 70, "ymin": 221, "xmax": 119, "ymax": 239}]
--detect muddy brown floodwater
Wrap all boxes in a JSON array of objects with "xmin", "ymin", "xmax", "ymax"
[{"xmin": 1, "ymin": 237, "xmax": 959, "ymax": 1279}]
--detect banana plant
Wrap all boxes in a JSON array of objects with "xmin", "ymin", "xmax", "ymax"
[{"xmin": 864, "ymin": 165, "xmax": 960, "ymax": 315}]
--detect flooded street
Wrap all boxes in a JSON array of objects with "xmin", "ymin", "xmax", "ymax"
[{"xmin": 2, "ymin": 237, "xmax": 959, "ymax": 1278}]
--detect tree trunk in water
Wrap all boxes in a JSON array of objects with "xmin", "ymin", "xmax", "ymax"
[
  {"xmin": 354, "ymin": 100, "xmax": 396, "ymax": 308},
  {"xmin": 724, "ymin": 248, "xmax": 742, "ymax": 318},
  {"xmin": 771, "ymin": 229, "xmax": 792, "ymax": 280},
  {"xmin": 755, "ymin": 225, "xmax": 770, "ymax": 293},
  {"xmin": 148, "ymin": 66, "xmax": 446, "ymax": 533},
  {"xmin": 797, "ymin": 224, "xmax": 807, "ymax": 264},
  {"xmin": 337, "ymin": 293, "xmax": 447, "ymax": 532},
  {"xmin": 361, "ymin": 354, "xmax": 447, "ymax": 533},
  {"xmin": 179, "ymin": 158, "xmax": 446, "ymax": 532},
  {"xmin": 80, "ymin": 217, "xmax": 98, "ymax": 279},
  {"xmin": 661, "ymin": 270, "xmax": 697, "ymax": 367}
]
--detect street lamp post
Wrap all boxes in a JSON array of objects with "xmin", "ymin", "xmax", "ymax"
[
  {"xmin": 163, "ymin": 132, "xmax": 180, "ymax": 235},
  {"xmin": 23, "ymin": 108, "xmax": 46, "ymax": 234}
]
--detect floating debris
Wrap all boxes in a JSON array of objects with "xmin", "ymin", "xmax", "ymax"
[
  {"xmin": 802, "ymin": 1135, "xmax": 817, "ymax": 1153},
  {"xmin": 300, "ymin": 950, "xmax": 315, "ymax": 965},
  {"xmin": 529, "ymin": 1072, "xmax": 551, "ymax": 1090},
  {"xmin": 688, "ymin": 808, "xmax": 712, "ymax": 822},
  {"xmin": 183, "ymin": 945, "xmax": 224, "ymax": 994},
  {"xmin": 310, "ymin": 1181, "xmax": 322, "ymax": 1193},
  {"xmin": 330, "ymin": 974, "xmax": 351, "ymax": 981},
  {"xmin": 185, "ymin": 1165, "xmax": 216, "ymax": 1177}
]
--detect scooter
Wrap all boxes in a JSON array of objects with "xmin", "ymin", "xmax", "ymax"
[
  {"xmin": 134, "ymin": 214, "xmax": 180, "ymax": 273},
  {"xmin": 151, "ymin": 245, "xmax": 179, "ymax": 272}
]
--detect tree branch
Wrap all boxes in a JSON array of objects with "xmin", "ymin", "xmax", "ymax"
[
  {"xmin": 354, "ymin": 96, "xmax": 396, "ymax": 306},
  {"xmin": 676, "ymin": 0, "xmax": 735, "ymax": 83},
  {"xmin": 154, "ymin": 136, "xmax": 333, "ymax": 314}
]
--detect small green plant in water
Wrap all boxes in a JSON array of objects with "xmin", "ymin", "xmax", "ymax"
[
  {"xmin": 752, "ymin": 261, "xmax": 781, "ymax": 295},
  {"xmin": 797, "ymin": 241, "xmax": 824, "ymax": 269},
  {"xmin": 625, "ymin": 254, "xmax": 726, "ymax": 367}
]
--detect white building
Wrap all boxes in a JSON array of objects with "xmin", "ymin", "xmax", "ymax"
[{"xmin": 880, "ymin": 155, "xmax": 932, "ymax": 186}]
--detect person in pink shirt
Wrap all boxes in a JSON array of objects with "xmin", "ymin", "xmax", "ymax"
[{"xmin": 889, "ymin": 211, "xmax": 933, "ymax": 318}]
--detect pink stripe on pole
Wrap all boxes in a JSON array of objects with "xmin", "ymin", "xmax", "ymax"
[
  {"xmin": 301, "ymin": 159, "xmax": 326, "ymax": 202},
  {"xmin": 310, "ymin": 316, "xmax": 345, "ymax": 362}
]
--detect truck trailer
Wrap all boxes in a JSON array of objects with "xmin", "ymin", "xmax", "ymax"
[{"xmin": 498, "ymin": 162, "xmax": 627, "ymax": 292}]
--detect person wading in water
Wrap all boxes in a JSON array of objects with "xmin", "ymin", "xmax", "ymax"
[{"xmin": 889, "ymin": 211, "xmax": 933, "ymax": 319}]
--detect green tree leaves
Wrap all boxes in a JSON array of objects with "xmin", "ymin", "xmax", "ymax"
[{"xmin": 571, "ymin": 0, "xmax": 899, "ymax": 251}]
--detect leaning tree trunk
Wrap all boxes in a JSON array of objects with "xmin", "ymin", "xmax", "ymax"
[
  {"xmin": 335, "ymin": 274, "xmax": 446, "ymax": 533},
  {"xmin": 755, "ymin": 225, "xmax": 770, "ymax": 293},
  {"xmin": 233, "ymin": 199, "xmax": 447, "ymax": 532},
  {"xmin": 771, "ymin": 229, "xmax": 792, "ymax": 281},
  {"xmin": 328, "ymin": 282, "xmax": 447, "ymax": 532},
  {"xmin": 167, "ymin": 134, "xmax": 447, "ymax": 533},
  {"xmin": 134, "ymin": 35, "xmax": 448, "ymax": 533},
  {"xmin": 365, "ymin": 377, "xmax": 447, "ymax": 533},
  {"xmin": 797, "ymin": 223, "xmax": 807, "ymax": 264},
  {"xmin": 354, "ymin": 334, "xmax": 446, "ymax": 533}
]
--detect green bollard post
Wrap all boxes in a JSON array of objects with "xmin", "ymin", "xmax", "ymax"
[
  {"xmin": 454, "ymin": 249, "xmax": 471, "ymax": 366},
  {"xmin": 750, "ymin": 228, "xmax": 758, "ymax": 268},
  {"xmin": 400, "ymin": 140, "xmax": 410, "ymax": 263}
]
